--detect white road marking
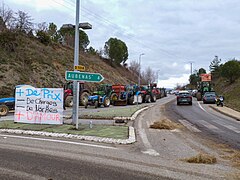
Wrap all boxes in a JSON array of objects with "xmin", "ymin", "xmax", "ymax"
[
  {"xmin": 142, "ymin": 149, "xmax": 160, "ymax": 156},
  {"xmin": 211, "ymin": 120, "xmax": 240, "ymax": 133},
  {"xmin": 225, "ymin": 125, "xmax": 240, "ymax": 133},
  {"xmin": 0, "ymin": 134, "xmax": 117, "ymax": 150},
  {"xmin": 178, "ymin": 120, "xmax": 201, "ymax": 132},
  {"xmin": 198, "ymin": 102, "xmax": 206, "ymax": 112},
  {"xmin": 198, "ymin": 120, "xmax": 219, "ymax": 130},
  {"xmin": 138, "ymin": 114, "xmax": 159, "ymax": 156}
]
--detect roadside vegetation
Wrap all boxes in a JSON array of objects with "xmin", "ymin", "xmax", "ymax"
[
  {"xmin": 150, "ymin": 118, "xmax": 181, "ymax": 130},
  {"xmin": 0, "ymin": 3, "xmax": 158, "ymax": 97},
  {"xmin": 183, "ymin": 153, "xmax": 217, "ymax": 164}
]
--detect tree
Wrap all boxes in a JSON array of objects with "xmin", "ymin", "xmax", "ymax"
[
  {"xmin": 221, "ymin": 60, "xmax": 240, "ymax": 83},
  {"xmin": 59, "ymin": 26, "xmax": 89, "ymax": 49},
  {"xmin": 142, "ymin": 66, "xmax": 156, "ymax": 84},
  {"xmin": 104, "ymin": 37, "xmax": 128, "ymax": 65},
  {"xmin": 0, "ymin": 3, "xmax": 13, "ymax": 29},
  {"xmin": 47, "ymin": 22, "xmax": 61, "ymax": 43},
  {"xmin": 13, "ymin": 10, "xmax": 33, "ymax": 33},
  {"xmin": 198, "ymin": 68, "xmax": 206, "ymax": 76},
  {"xmin": 209, "ymin": 56, "xmax": 222, "ymax": 79},
  {"xmin": 128, "ymin": 60, "xmax": 140, "ymax": 75}
]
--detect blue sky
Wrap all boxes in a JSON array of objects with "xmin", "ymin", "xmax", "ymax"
[{"xmin": 3, "ymin": 0, "xmax": 240, "ymax": 88}]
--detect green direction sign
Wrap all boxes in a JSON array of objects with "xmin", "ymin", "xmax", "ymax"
[{"xmin": 65, "ymin": 71, "xmax": 104, "ymax": 82}]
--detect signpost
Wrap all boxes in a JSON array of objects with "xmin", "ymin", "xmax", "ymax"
[
  {"xmin": 74, "ymin": 65, "xmax": 85, "ymax": 71},
  {"xmin": 65, "ymin": 71, "xmax": 104, "ymax": 82}
]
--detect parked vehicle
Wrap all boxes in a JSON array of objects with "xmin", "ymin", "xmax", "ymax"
[
  {"xmin": 177, "ymin": 90, "xmax": 192, "ymax": 105},
  {"xmin": 140, "ymin": 85, "xmax": 157, "ymax": 103},
  {"xmin": 85, "ymin": 84, "xmax": 112, "ymax": 108},
  {"xmin": 203, "ymin": 92, "xmax": 217, "ymax": 104},
  {"xmin": 64, "ymin": 82, "xmax": 90, "ymax": 107},
  {"xmin": 111, "ymin": 85, "xmax": 128, "ymax": 106},
  {"xmin": 125, "ymin": 84, "xmax": 142, "ymax": 105},
  {"xmin": 0, "ymin": 84, "xmax": 33, "ymax": 116},
  {"xmin": 0, "ymin": 97, "xmax": 15, "ymax": 116}
]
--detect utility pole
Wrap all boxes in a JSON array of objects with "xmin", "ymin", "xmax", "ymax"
[{"xmin": 72, "ymin": 0, "xmax": 80, "ymax": 129}]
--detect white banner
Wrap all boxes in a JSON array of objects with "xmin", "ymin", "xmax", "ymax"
[{"xmin": 14, "ymin": 86, "xmax": 64, "ymax": 124}]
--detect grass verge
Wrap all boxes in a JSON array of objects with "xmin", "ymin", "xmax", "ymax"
[
  {"xmin": 79, "ymin": 104, "xmax": 147, "ymax": 119},
  {"xmin": 183, "ymin": 153, "xmax": 217, "ymax": 164},
  {"xmin": 0, "ymin": 120, "xmax": 128, "ymax": 139}
]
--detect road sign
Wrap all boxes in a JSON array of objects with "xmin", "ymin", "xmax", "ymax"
[
  {"xmin": 74, "ymin": 65, "xmax": 85, "ymax": 71},
  {"xmin": 65, "ymin": 71, "xmax": 104, "ymax": 82}
]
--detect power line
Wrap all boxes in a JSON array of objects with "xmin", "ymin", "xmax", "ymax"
[{"xmin": 52, "ymin": 0, "xmax": 185, "ymax": 59}]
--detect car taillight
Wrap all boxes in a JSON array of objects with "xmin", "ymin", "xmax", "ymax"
[{"xmin": 177, "ymin": 96, "xmax": 180, "ymax": 99}]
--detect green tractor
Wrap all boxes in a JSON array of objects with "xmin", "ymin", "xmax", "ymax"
[
  {"xmin": 196, "ymin": 81, "xmax": 214, "ymax": 101},
  {"xmin": 84, "ymin": 84, "xmax": 113, "ymax": 108}
]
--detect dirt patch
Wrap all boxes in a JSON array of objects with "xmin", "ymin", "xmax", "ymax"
[
  {"xmin": 150, "ymin": 118, "xmax": 181, "ymax": 130},
  {"xmin": 183, "ymin": 153, "xmax": 217, "ymax": 164}
]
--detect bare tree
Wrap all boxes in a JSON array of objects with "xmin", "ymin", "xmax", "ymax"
[
  {"xmin": 128, "ymin": 60, "xmax": 140, "ymax": 75},
  {"xmin": 13, "ymin": 10, "xmax": 33, "ymax": 33},
  {"xmin": 0, "ymin": 3, "xmax": 14, "ymax": 29},
  {"xmin": 142, "ymin": 66, "xmax": 156, "ymax": 84},
  {"xmin": 37, "ymin": 22, "xmax": 48, "ymax": 32}
]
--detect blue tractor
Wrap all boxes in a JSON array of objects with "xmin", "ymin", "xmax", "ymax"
[
  {"xmin": 84, "ymin": 84, "xmax": 111, "ymax": 108},
  {"xmin": 0, "ymin": 97, "xmax": 15, "ymax": 116}
]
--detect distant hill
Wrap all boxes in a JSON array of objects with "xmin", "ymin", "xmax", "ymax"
[{"xmin": 0, "ymin": 31, "xmax": 138, "ymax": 97}]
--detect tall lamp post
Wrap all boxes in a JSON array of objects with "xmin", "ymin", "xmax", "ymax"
[
  {"xmin": 138, "ymin": 53, "xmax": 145, "ymax": 87},
  {"xmin": 62, "ymin": 0, "xmax": 92, "ymax": 129}
]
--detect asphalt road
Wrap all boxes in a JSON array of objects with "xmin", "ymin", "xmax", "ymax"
[
  {"xmin": 0, "ymin": 96, "xmax": 238, "ymax": 179},
  {"xmin": 165, "ymin": 97, "xmax": 240, "ymax": 150}
]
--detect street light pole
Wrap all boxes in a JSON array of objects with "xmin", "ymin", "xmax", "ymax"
[
  {"xmin": 138, "ymin": 53, "xmax": 144, "ymax": 87},
  {"xmin": 72, "ymin": 0, "xmax": 80, "ymax": 129}
]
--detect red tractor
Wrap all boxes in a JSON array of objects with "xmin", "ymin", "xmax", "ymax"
[
  {"xmin": 140, "ymin": 85, "xmax": 157, "ymax": 103},
  {"xmin": 150, "ymin": 83, "xmax": 161, "ymax": 99},
  {"xmin": 64, "ymin": 82, "xmax": 90, "ymax": 107}
]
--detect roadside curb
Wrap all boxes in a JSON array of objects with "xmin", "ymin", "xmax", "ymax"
[
  {"xmin": 0, "ymin": 105, "xmax": 151, "ymax": 144},
  {"xmin": 0, "ymin": 126, "xmax": 136, "ymax": 145},
  {"xmin": 209, "ymin": 105, "xmax": 240, "ymax": 121},
  {"xmin": 113, "ymin": 106, "xmax": 151, "ymax": 121}
]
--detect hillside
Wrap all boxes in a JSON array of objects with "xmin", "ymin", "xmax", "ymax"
[
  {"xmin": 213, "ymin": 77, "xmax": 240, "ymax": 112},
  {"xmin": 0, "ymin": 31, "xmax": 138, "ymax": 97}
]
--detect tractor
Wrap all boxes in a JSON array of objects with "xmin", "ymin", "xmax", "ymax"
[
  {"xmin": 140, "ymin": 85, "xmax": 157, "ymax": 103},
  {"xmin": 150, "ymin": 83, "xmax": 161, "ymax": 99},
  {"xmin": 196, "ymin": 81, "xmax": 214, "ymax": 101},
  {"xmin": 84, "ymin": 84, "xmax": 112, "ymax": 108},
  {"xmin": 0, "ymin": 84, "xmax": 34, "ymax": 116},
  {"xmin": 111, "ymin": 85, "xmax": 128, "ymax": 106},
  {"xmin": 0, "ymin": 97, "xmax": 15, "ymax": 116},
  {"xmin": 195, "ymin": 74, "xmax": 214, "ymax": 101},
  {"xmin": 125, "ymin": 84, "xmax": 143, "ymax": 105},
  {"xmin": 64, "ymin": 81, "xmax": 90, "ymax": 107}
]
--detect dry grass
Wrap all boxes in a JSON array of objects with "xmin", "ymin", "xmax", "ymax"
[
  {"xmin": 150, "ymin": 119, "xmax": 180, "ymax": 130},
  {"xmin": 184, "ymin": 153, "xmax": 217, "ymax": 164}
]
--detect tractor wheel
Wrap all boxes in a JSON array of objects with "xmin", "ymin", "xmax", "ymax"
[
  {"xmin": 128, "ymin": 96, "xmax": 134, "ymax": 105},
  {"xmin": 0, "ymin": 105, "xmax": 9, "ymax": 116},
  {"xmin": 151, "ymin": 94, "xmax": 157, "ymax": 102},
  {"xmin": 65, "ymin": 96, "xmax": 73, "ymax": 107},
  {"xmin": 94, "ymin": 101, "xmax": 99, "ymax": 108},
  {"xmin": 110, "ymin": 93, "xmax": 118, "ymax": 104},
  {"xmin": 103, "ymin": 97, "xmax": 110, "ymax": 107},
  {"xmin": 80, "ymin": 92, "xmax": 89, "ymax": 106},
  {"xmin": 146, "ymin": 95, "xmax": 151, "ymax": 103}
]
